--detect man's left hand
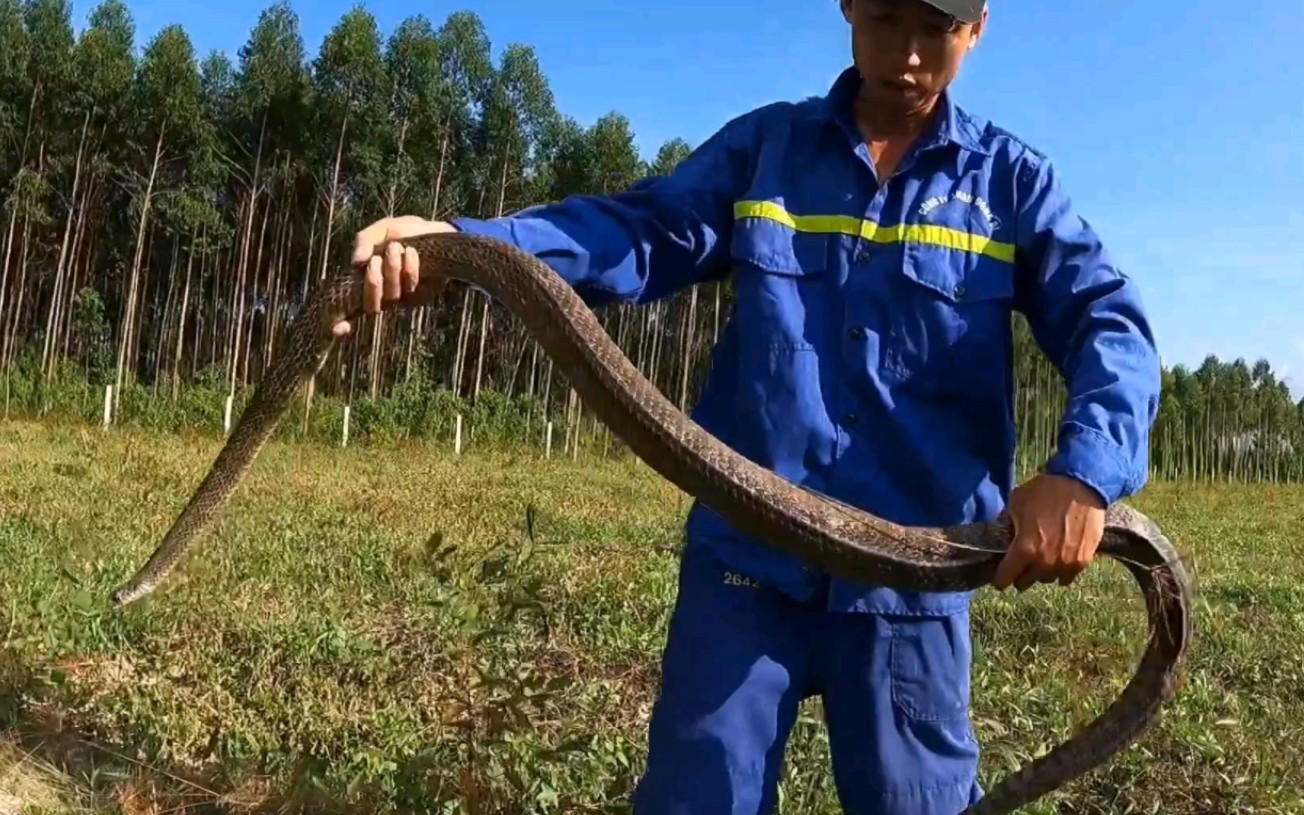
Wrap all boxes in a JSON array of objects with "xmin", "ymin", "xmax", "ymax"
[{"xmin": 992, "ymin": 473, "xmax": 1106, "ymax": 592}]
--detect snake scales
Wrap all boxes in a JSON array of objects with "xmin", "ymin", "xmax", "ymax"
[{"xmin": 111, "ymin": 230, "xmax": 1192, "ymax": 814}]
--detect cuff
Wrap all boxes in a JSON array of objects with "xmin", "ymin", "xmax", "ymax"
[
  {"xmin": 449, "ymin": 216, "xmax": 516, "ymax": 245},
  {"xmin": 1043, "ymin": 423, "xmax": 1144, "ymax": 506}
]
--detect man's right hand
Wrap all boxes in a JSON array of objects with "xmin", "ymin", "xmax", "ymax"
[{"xmin": 334, "ymin": 215, "xmax": 456, "ymax": 337}]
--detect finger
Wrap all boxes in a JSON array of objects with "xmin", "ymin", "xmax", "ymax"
[
  {"xmin": 991, "ymin": 505, "xmax": 1027, "ymax": 590},
  {"xmin": 1026, "ymin": 532, "xmax": 1074, "ymax": 590},
  {"xmin": 1058, "ymin": 532, "xmax": 1095, "ymax": 586},
  {"xmin": 1013, "ymin": 558, "xmax": 1046, "ymax": 592},
  {"xmin": 383, "ymin": 241, "xmax": 404, "ymax": 303},
  {"xmin": 1045, "ymin": 515, "xmax": 1087, "ymax": 586},
  {"xmin": 1058, "ymin": 560, "xmax": 1088, "ymax": 587},
  {"xmin": 991, "ymin": 535, "xmax": 1034, "ymax": 591},
  {"xmin": 332, "ymin": 320, "xmax": 352, "ymax": 337},
  {"xmin": 402, "ymin": 245, "xmax": 419, "ymax": 294},
  {"xmin": 353, "ymin": 224, "xmax": 385, "ymax": 267},
  {"xmin": 365, "ymin": 255, "xmax": 383, "ymax": 314}
]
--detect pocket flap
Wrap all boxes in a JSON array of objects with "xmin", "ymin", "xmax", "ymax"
[
  {"xmin": 900, "ymin": 242, "xmax": 1015, "ymax": 304},
  {"xmin": 731, "ymin": 204, "xmax": 834, "ymax": 277}
]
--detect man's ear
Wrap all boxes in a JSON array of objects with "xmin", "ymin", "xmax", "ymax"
[
  {"xmin": 840, "ymin": 0, "xmax": 854, "ymax": 25},
  {"xmin": 968, "ymin": 5, "xmax": 988, "ymax": 49}
]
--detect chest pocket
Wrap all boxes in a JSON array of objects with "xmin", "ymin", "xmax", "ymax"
[
  {"xmin": 727, "ymin": 216, "xmax": 840, "ymax": 354},
  {"xmin": 878, "ymin": 239, "xmax": 1016, "ymax": 396},
  {"xmin": 721, "ymin": 216, "xmax": 841, "ymax": 473}
]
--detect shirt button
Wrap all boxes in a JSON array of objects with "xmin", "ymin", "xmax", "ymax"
[
  {"xmin": 954, "ymin": 284, "xmax": 966, "ymax": 299},
  {"xmin": 849, "ymin": 326, "xmax": 865, "ymax": 340},
  {"xmin": 844, "ymin": 412, "xmax": 859, "ymax": 426}
]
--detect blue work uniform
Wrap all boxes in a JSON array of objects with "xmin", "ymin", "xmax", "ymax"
[{"xmin": 452, "ymin": 65, "xmax": 1161, "ymax": 814}]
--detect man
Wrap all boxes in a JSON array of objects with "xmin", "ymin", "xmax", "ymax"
[{"xmin": 341, "ymin": 0, "xmax": 1161, "ymax": 811}]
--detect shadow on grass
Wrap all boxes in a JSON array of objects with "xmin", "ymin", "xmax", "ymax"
[{"xmin": 0, "ymin": 646, "xmax": 429, "ymax": 814}]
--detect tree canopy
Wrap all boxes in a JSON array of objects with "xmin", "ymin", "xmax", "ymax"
[{"xmin": 0, "ymin": 0, "xmax": 1299, "ymax": 482}]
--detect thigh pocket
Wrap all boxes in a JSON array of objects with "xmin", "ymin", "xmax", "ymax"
[{"xmin": 887, "ymin": 610, "xmax": 973, "ymax": 723}]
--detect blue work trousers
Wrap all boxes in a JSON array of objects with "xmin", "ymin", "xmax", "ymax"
[{"xmin": 632, "ymin": 544, "xmax": 982, "ymax": 814}]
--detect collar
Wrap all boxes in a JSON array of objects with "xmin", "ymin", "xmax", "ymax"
[{"xmin": 815, "ymin": 65, "xmax": 990, "ymax": 156}]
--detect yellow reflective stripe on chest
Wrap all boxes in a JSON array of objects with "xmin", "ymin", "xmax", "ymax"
[{"xmin": 733, "ymin": 200, "xmax": 1016, "ymax": 264}]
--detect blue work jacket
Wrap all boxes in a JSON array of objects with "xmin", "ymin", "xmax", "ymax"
[{"xmin": 452, "ymin": 66, "xmax": 1162, "ymax": 616}]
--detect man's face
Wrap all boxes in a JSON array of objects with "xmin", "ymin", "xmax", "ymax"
[{"xmin": 840, "ymin": 0, "xmax": 986, "ymax": 111}]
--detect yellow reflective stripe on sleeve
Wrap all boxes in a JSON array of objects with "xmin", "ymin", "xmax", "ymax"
[{"xmin": 733, "ymin": 199, "xmax": 1016, "ymax": 263}]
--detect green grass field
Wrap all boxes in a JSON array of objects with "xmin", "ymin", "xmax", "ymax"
[{"xmin": 1, "ymin": 418, "xmax": 1302, "ymax": 814}]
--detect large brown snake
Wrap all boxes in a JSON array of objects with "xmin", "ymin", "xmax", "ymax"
[{"xmin": 111, "ymin": 231, "xmax": 1192, "ymax": 814}]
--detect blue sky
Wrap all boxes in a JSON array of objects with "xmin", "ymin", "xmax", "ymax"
[{"xmin": 77, "ymin": 0, "xmax": 1304, "ymax": 399}]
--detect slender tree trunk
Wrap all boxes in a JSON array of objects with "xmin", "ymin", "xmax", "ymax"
[
  {"xmin": 238, "ymin": 193, "xmax": 273, "ymax": 388},
  {"xmin": 0, "ymin": 203, "xmax": 18, "ymax": 353},
  {"xmin": 317, "ymin": 89, "xmax": 351, "ymax": 282},
  {"xmin": 401, "ymin": 126, "xmax": 453, "ymax": 385},
  {"xmin": 114, "ymin": 120, "xmax": 167, "ymax": 411},
  {"xmin": 172, "ymin": 230, "xmax": 196, "ymax": 399},
  {"xmin": 677, "ymin": 286, "xmax": 699, "ymax": 410},
  {"xmin": 468, "ymin": 143, "xmax": 511, "ymax": 402},
  {"xmin": 3, "ymin": 209, "xmax": 33, "ymax": 370},
  {"xmin": 57, "ymin": 167, "xmax": 96, "ymax": 363},
  {"xmin": 154, "ymin": 236, "xmax": 181, "ymax": 393},
  {"xmin": 0, "ymin": 78, "xmax": 40, "ymax": 304},
  {"xmin": 263, "ymin": 176, "xmax": 292, "ymax": 373},
  {"xmin": 41, "ymin": 108, "xmax": 94, "ymax": 377},
  {"xmin": 370, "ymin": 116, "xmax": 410, "ymax": 398}
]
